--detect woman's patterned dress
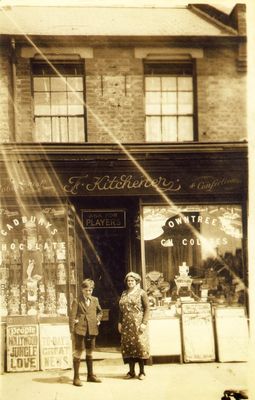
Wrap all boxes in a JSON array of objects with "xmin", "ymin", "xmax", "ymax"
[{"xmin": 119, "ymin": 286, "xmax": 150, "ymax": 361}]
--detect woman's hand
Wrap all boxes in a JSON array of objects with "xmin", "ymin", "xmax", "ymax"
[{"xmin": 118, "ymin": 322, "xmax": 122, "ymax": 333}]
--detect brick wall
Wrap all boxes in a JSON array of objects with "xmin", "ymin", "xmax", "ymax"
[
  {"xmin": 86, "ymin": 48, "xmax": 144, "ymax": 143},
  {"xmin": 0, "ymin": 46, "xmax": 14, "ymax": 142},
  {"xmin": 197, "ymin": 47, "xmax": 247, "ymax": 142},
  {"xmin": 0, "ymin": 43, "xmax": 247, "ymax": 143},
  {"xmin": 15, "ymin": 56, "xmax": 33, "ymax": 141},
  {"xmin": 230, "ymin": 4, "xmax": 246, "ymax": 35}
]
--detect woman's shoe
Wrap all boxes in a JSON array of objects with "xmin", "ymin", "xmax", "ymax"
[
  {"xmin": 124, "ymin": 372, "xmax": 136, "ymax": 379},
  {"xmin": 138, "ymin": 373, "xmax": 145, "ymax": 380}
]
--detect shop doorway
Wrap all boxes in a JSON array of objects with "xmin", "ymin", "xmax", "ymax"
[{"xmin": 82, "ymin": 224, "xmax": 128, "ymax": 347}]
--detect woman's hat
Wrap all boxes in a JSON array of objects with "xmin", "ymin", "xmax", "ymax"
[{"xmin": 124, "ymin": 271, "xmax": 141, "ymax": 283}]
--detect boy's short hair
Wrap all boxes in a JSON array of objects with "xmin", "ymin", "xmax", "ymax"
[{"xmin": 81, "ymin": 278, "xmax": 95, "ymax": 289}]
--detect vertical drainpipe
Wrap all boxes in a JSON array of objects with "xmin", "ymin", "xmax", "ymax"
[{"xmin": 10, "ymin": 37, "xmax": 17, "ymax": 141}]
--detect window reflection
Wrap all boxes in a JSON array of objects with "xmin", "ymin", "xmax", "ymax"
[{"xmin": 142, "ymin": 205, "xmax": 245, "ymax": 307}]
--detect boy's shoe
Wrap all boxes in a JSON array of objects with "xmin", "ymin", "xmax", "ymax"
[
  {"xmin": 138, "ymin": 373, "xmax": 145, "ymax": 380},
  {"xmin": 87, "ymin": 374, "xmax": 102, "ymax": 383},
  {"xmin": 73, "ymin": 378, "xmax": 83, "ymax": 386}
]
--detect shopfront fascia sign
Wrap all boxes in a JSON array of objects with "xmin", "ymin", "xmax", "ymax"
[
  {"xmin": 62, "ymin": 172, "xmax": 242, "ymax": 196},
  {"xmin": 0, "ymin": 171, "xmax": 244, "ymax": 197},
  {"xmin": 83, "ymin": 210, "xmax": 126, "ymax": 229},
  {"xmin": 0, "ymin": 177, "xmax": 56, "ymax": 195},
  {"xmin": 63, "ymin": 173, "xmax": 181, "ymax": 195}
]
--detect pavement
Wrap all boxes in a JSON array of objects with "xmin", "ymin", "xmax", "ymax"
[{"xmin": 0, "ymin": 348, "xmax": 252, "ymax": 400}]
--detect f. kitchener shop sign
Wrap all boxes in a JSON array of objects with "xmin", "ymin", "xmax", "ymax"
[
  {"xmin": 0, "ymin": 173, "xmax": 242, "ymax": 196},
  {"xmin": 63, "ymin": 174, "xmax": 241, "ymax": 195}
]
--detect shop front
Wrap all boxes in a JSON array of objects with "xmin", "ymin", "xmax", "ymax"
[
  {"xmin": 0, "ymin": 142, "xmax": 248, "ymax": 371},
  {"xmin": 141, "ymin": 203, "xmax": 248, "ymax": 363},
  {"xmin": 0, "ymin": 204, "xmax": 77, "ymax": 372}
]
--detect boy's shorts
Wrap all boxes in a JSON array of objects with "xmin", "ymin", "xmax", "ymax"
[{"xmin": 74, "ymin": 333, "xmax": 96, "ymax": 351}]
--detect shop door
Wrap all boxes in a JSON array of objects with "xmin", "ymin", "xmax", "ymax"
[{"xmin": 82, "ymin": 227, "xmax": 128, "ymax": 347}]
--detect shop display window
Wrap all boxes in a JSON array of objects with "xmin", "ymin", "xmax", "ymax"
[
  {"xmin": 141, "ymin": 205, "xmax": 245, "ymax": 309},
  {"xmin": 0, "ymin": 206, "xmax": 78, "ymax": 317}
]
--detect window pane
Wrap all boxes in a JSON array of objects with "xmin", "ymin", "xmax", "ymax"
[
  {"xmin": 34, "ymin": 117, "xmax": 51, "ymax": 142},
  {"xmin": 67, "ymin": 77, "xmax": 83, "ymax": 91},
  {"xmin": 145, "ymin": 62, "xmax": 193, "ymax": 76},
  {"xmin": 34, "ymin": 93, "xmax": 50, "ymax": 115},
  {"xmin": 32, "ymin": 63, "xmax": 83, "ymax": 75},
  {"xmin": 32, "ymin": 63, "xmax": 86, "ymax": 143},
  {"xmin": 162, "ymin": 116, "xmax": 177, "ymax": 141},
  {"xmin": 51, "ymin": 93, "xmax": 67, "ymax": 115},
  {"xmin": 68, "ymin": 92, "xmax": 84, "ymax": 115},
  {"xmin": 33, "ymin": 77, "xmax": 50, "ymax": 92},
  {"xmin": 68, "ymin": 117, "xmax": 85, "ymax": 142},
  {"xmin": 142, "ymin": 205, "xmax": 245, "ymax": 306},
  {"xmin": 145, "ymin": 77, "xmax": 161, "ymax": 91},
  {"xmin": 178, "ymin": 116, "xmax": 193, "ymax": 141},
  {"xmin": 178, "ymin": 92, "xmax": 193, "ymax": 114},
  {"xmin": 178, "ymin": 76, "xmax": 193, "ymax": 91},
  {"xmin": 145, "ymin": 92, "xmax": 161, "ymax": 115},
  {"xmin": 162, "ymin": 92, "xmax": 177, "ymax": 115},
  {"xmin": 144, "ymin": 64, "xmax": 194, "ymax": 143},
  {"xmin": 51, "ymin": 77, "xmax": 67, "ymax": 91},
  {"xmin": 146, "ymin": 117, "xmax": 161, "ymax": 141},
  {"xmin": 52, "ymin": 117, "xmax": 68, "ymax": 142},
  {"xmin": 162, "ymin": 77, "xmax": 176, "ymax": 91}
]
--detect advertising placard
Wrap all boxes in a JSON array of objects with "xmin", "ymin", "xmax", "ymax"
[
  {"xmin": 181, "ymin": 302, "xmax": 215, "ymax": 362},
  {"xmin": 215, "ymin": 307, "xmax": 249, "ymax": 362},
  {"xmin": 149, "ymin": 317, "xmax": 182, "ymax": 359},
  {"xmin": 0, "ymin": 322, "xmax": 6, "ymax": 373},
  {"xmin": 40, "ymin": 323, "xmax": 72, "ymax": 370},
  {"xmin": 82, "ymin": 209, "xmax": 126, "ymax": 229},
  {"xmin": 7, "ymin": 320, "xmax": 39, "ymax": 372}
]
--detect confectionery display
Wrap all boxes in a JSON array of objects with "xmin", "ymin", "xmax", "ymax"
[{"xmin": 0, "ymin": 207, "xmax": 77, "ymax": 317}]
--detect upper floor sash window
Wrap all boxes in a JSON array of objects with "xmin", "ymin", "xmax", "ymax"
[
  {"xmin": 144, "ymin": 62, "xmax": 196, "ymax": 142},
  {"xmin": 32, "ymin": 62, "xmax": 85, "ymax": 142}
]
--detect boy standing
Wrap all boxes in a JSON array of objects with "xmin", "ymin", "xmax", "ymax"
[{"xmin": 69, "ymin": 278, "xmax": 103, "ymax": 386}]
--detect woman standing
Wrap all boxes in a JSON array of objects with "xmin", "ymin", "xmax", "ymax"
[{"xmin": 118, "ymin": 272, "xmax": 150, "ymax": 380}]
